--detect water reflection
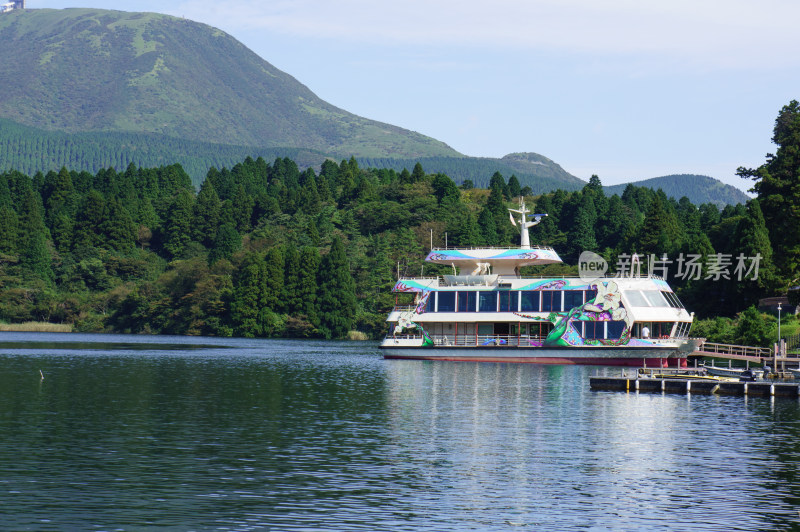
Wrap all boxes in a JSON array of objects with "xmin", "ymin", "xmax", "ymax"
[
  {"xmin": 0, "ymin": 333, "xmax": 800, "ymax": 530},
  {"xmin": 385, "ymin": 361, "xmax": 800, "ymax": 530}
]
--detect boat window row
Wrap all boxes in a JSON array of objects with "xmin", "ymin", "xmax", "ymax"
[
  {"xmin": 427, "ymin": 289, "xmax": 598, "ymax": 313},
  {"xmin": 623, "ymin": 290, "xmax": 684, "ymax": 308},
  {"xmin": 631, "ymin": 321, "xmax": 682, "ymax": 338},
  {"xmin": 574, "ymin": 320, "xmax": 627, "ymax": 340}
]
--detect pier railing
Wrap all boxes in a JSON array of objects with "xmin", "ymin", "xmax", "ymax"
[{"xmin": 696, "ymin": 342, "xmax": 772, "ymax": 359}]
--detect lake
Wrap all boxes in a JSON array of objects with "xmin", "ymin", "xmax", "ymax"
[{"xmin": 1, "ymin": 332, "xmax": 799, "ymax": 530}]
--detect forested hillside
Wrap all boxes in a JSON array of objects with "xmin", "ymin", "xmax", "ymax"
[
  {"xmin": 604, "ymin": 174, "xmax": 751, "ymax": 207},
  {"xmin": 358, "ymin": 153, "xmax": 584, "ymax": 194},
  {"xmin": 0, "ymin": 118, "xmax": 328, "ymax": 184},
  {"xmin": 0, "ymin": 118, "xmax": 583, "ymax": 191},
  {"xmin": 0, "ymin": 155, "xmax": 779, "ymax": 342}
]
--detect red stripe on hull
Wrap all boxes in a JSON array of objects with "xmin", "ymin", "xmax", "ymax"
[{"xmin": 383, "ymin": 355, "xmax": 687, "ymax": 367}]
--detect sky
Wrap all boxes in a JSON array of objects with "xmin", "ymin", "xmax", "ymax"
[{"xmin": 30, "ymin": 1, "xmax": 800, "ymax": 192}]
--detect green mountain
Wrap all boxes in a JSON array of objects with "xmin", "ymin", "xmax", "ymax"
[
  {"xmin": 0, "ymin": 8, "xmax": 459, "ymax": 159},
  {"xmin": 0, "ymin": 7, "xmax": 587, "ymax": 191},
  {"xmin": 604, "ymin": 174, "xmax": 751, "ymax": 207}
]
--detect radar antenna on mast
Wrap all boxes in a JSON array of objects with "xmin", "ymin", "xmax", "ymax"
[{"xmin": 508, "ymin": 197, "xmax": 547, "ymax": 249}]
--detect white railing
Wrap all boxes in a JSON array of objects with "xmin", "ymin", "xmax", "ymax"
[
  {"xmin": 429, "ymin": 245, "xmax": 556, "ymax": 252},
  {"xmin": 398, "ymin": 274, "xmax": 664, "ymax": 283},
  {"xmin": 698, "ymin": 342, "xmax": 772, "ymax": 358},
  {"xmin": 430, "ymin": 334, "xmax": 548, "ymax": 347}
]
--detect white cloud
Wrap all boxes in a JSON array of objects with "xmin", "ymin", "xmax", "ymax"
[{"xmin": 169, "ymin": 0, "xmax": 800, "ymax": 69}]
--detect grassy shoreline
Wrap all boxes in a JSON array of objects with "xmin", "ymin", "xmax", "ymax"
[{"xmin": 0, "ymin": 322, "xmax": 73, "ymax": 333}]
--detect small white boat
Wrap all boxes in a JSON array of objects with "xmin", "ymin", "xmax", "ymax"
[{"xmin": 702, "ymin": 363, "xmax": 764, "ymax": 380}]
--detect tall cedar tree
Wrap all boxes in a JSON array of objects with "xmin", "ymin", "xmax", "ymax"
[
  {"xmin": 162, "ymin": 189, "xmax": 195, "ymax": 259},
  {"xmin": 317, "ymin": 237, "xmax": 357, "ymax": 339},
  {"xmin": 738, "ymin": 100, "xmax": 800, "ymax": 278},
  {"xmin": 297, "ymin": 246, "xmax": 320, "ymax": 326}
]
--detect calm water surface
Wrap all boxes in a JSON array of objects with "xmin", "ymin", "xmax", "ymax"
[{"xmin": 1, "ymin": 332, "xmax": 800, "ymax": 530}]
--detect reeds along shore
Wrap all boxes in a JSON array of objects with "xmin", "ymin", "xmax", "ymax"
[{"xmin": 0, "ymin": 322, "xmax": 73, "ymax": 333}]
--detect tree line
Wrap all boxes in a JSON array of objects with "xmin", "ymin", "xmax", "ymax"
[{"xmin": 1, "ymin": 101, "xmax": 798, "ymax": 344}]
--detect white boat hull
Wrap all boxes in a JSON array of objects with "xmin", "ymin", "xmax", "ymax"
[{"xmin": 380, "ymin": 345, "xmax": 686, "ymax": 366}]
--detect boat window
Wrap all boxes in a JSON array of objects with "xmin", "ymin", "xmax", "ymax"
[
  {"xmin": 643, "ymin": 290, "xmax": 669, "ymax": 307},
  {"xmin": 498, "ymin": 291, "xmax": 518, "ymax": 312},
  {"xmin": 457, "ymin": 291, "xmax": 476, "ymax": 312},
  {"xmin": 582, "ymin": 321, "xmax": 604, "ymax": 339},
  {"xmin": 477, "ymin": 323, "xmax": 493, "ymax": 335},
  {"xmin": 623, "ymin": 290, "xmax": 650, "ymax": 307},
  {"xmin": 577, "ymin": 320, "xmax": 627, "ymax": 340},
  {"xmin": 584, "ymin": 290, "xmax": 597, "ymax": 305},
  {"xmin": 437, "ymin": 291, "xmax": 456, "ymax": 312},
  {"xmin": 564, "ymin": 290, "xmax": 583, "ymax": 310},
  {"xmin": 525, "ymin": 321, "xmax": 553, "ymax": 339},
  {"xmin": 520, "ymin": 291, "xmax": 540, "ymax": 312},
  {"xmin": 542, "ymin": 291, "xmax": 562, "ymax": 312},
  {"xmin": 607, "ymin": 321, "xmax": 626, "ymax": 340},
  {"xmin": 479, "ymin": 292, "xmax": 497, "ymax": 312}
]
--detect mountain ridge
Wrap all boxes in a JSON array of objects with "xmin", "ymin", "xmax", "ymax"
[{"xmin": 604, "ymin": 174, "xmax": 751, "ymax": 207}]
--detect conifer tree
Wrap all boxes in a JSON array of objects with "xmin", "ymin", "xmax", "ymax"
[
  {"xmin": 208, "ymin": 224, "xmax": 241, "ymax": 265},
  {"xmin": 508, "ymin": 175, "xmax": 522, "ymax": 198},
  {"xmin": 297, "ymin": 246, "xmax": 320, "ymax": 327},
  {"xmin": 162, "ymin": 189, "xmax": 195, "ymax": 259},
  {"xmin": 21, "ymin": 229, "xmax": 54, "ymax": 285},
  {"xmin": 566, "ymin": 197, "xmax": 598, "ymax": 262},
  {"xmin": 73, "ymin": 190, "xmax": 106, "ymax": 251},
  {"xmin": 232, "ymin": 184, "xmax": 255, "ymax": 233},
  {"xmin": 732, "ymin": 199, "xmax": 775, "ymax": 306},
  {"xmin": 738, "ymin": 100, "xmax": 800, "ymax": 277},
  {"xmin": 194, "ymin": 179, "xmax": 221, "ymax": 247},
  {"xmin": 263, "ymin": 246, "xmax": 285, "ymax": 313},
  {"xmin": 410, "ymin": 162, "xmax": 426, "ymax": 183},
  {"xmin": 0, "ymin": 205, "xmax": 19, "ymax": 255},
  {"xmin": 478, "ymin": 206, "xmax": 499, "ymax": 246},
  {"xmin": 283, "ymin": 243, "xmax": 301, "ymax": 314},
  {"xmin": 450, "ymin": 207, "xmax": 481, "ymax": 247},
  {"xmin": 317, "ymin": 237, "xmax": 357, "ymax": 339},
  {"xmin": 231, "ymin": 251, "xmax": 267, "ymax": 337},
  {"xmin": 102, "ymin": 197, "xmax": 136, "ymax": 252}
]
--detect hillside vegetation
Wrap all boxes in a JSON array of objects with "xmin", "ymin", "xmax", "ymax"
[
  {"xmin": 0, "ymin": 154, "xmax": 779, "ymax": 342},
  {"xmin": 604, "ymin": 174, "xmax": 750, "ymax": 207}
]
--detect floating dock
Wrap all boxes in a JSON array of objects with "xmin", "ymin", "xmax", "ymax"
[{"xmin": 590, "ymin": 376, "xmax": 800, "ymax": 397}]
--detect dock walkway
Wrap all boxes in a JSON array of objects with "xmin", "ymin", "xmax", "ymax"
[
  {"xmin": 591, "ymin": 375, "xmax": 800, "ymax": 397},
  {"xmin": 691, "ymin": 341, "xmax": 800, "ymax": 370}
]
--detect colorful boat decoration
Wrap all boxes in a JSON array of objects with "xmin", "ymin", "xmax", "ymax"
[{"xmin": 380, "ymin": 198, "xmax": 698, "ymax": 366}]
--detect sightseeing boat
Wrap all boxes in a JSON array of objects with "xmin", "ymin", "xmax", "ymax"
[{"xmin": 380, "ymin": 199, "xmax": 698, "ymax": 366}]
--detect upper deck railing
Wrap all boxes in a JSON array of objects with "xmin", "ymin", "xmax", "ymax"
[
  {"xmin": 397, "ymin": 273, "xmax": 666, "ymax": 284},
  {"xmin": 428, "ymin": 245, "xmax": 557, "ymax": 252}
]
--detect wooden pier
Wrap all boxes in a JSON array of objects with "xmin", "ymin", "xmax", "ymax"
[
  {"xmin": 690, "ymin": 341, "xmax": 800, "ymax": 371},
  {"xmin": 590, "ymin": 375, "xmax": 800, "ymax": 397}
]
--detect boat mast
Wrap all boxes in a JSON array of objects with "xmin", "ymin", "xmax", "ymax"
[{"xmin": 508, "ymin": 197, "xmax": 547, "ymax": 249}]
